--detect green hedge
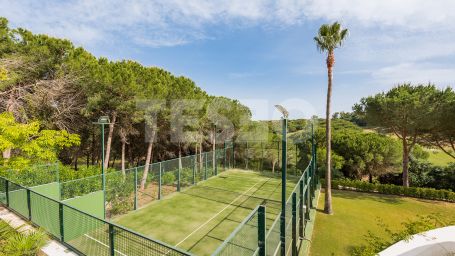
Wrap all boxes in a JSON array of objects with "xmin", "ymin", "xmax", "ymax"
[{"xmin": 326, "ymin": 179, "xmax": 455, "ymax": 202}]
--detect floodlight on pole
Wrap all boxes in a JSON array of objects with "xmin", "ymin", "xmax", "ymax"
[
  {"xmin": 274, "ymin": 105, "xmax": 289, "ymax": 119},
  {"xmin": 274, "ymin": 104, "xmax": 288, "ymax": 256},
  {"xmin": 93, "ymin": 115, "xmax": 111, "ymax": 220}
]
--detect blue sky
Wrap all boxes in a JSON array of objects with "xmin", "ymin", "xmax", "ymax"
[{"xmin": 1, "ymin": 0, "xmax": 455, "ymax": 120}]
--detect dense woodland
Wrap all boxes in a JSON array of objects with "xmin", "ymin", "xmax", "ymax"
[{"xmin": 0, "ymin": 17, "xmax": 257, "ymax": 174}]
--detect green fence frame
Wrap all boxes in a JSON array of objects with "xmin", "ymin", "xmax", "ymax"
[
  {"xmin": 0, "ymin": 176, "xmax": 193, "ymax": 256},
  {"xmin": 213, "ymin": 126, "xmax": 318, "ymax": 256}
]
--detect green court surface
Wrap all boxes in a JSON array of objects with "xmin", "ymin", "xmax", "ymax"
[
  {"xmin": 63, "ymin": 190, "xmax": 105, "ymax": 219},
  {"xmin": 30, "ymin": 182, "xmax": 60, "ymax": 200},
  {"xmin": 113, "ymin": 169, "xmax": 298, "ymax": 256}
]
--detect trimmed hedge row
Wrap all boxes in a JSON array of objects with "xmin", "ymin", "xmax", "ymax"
[{"xmin": 326, "ymin": 179, "xmax": 455, "ymax": 202}]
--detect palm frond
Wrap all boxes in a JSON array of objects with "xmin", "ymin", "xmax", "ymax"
[{"xmin": 314, "ymin": 21, "xmax": 349, "ymax": 52}]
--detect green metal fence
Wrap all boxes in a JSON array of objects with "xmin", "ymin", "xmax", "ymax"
[
  {"xmin": 0, "ymin": 133, "xmax": 316, "ymax": 256},
  {"xmin": 213, "ymin": 155, "xmax": 317, "ymax": 256},
  {"xmin": 0, "ymin": 176, "xmax": 193, "ymax": 256},
  {"xmin": 213, "ymin": 130, "xmax": 318, "ymax": 256}
]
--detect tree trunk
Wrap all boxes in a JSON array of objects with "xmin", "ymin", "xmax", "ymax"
[
  {"xmin": 212, "ymin": 128, "xmax": 216, "ymax": 172},
  {"xmin": 272, "ymin": 160, "xmax": 276, "ymax": 173},
  {"xmin": 402, "ymin": 138, "xmax": 410, "ymax": 187},
  {"xmin": 74, "ymin": 151, "xmax": 78, "ymax": 170},
  {"xmin": 2, "ymin": 148, "xmax": 11, "ymax": 159},
  {"xmin": 369, "ymin": 173, "xmax": 373, "ymax": 183},
  {"xmin": 178, "ymin": 145, "xmax": 182, "ymax": 170},
  {"xmin": 199, "ymin": 142, "xmax": 203, "ymax": 171},
  {"xmin": 324, "ymin": 51, "xmax": 334, "ymax": 215},
  {"xmin": 140, "ymin": 130, "xmax": 155, "ymax": 190},
  {"xmin": 194, "ymin": 143, "xmax": 198, "ymax": 172},
  {"xmin": 103, "ymin": 113, "xmax": 116, "ymax": 170},
  {"xmin": 121, "ymin": 140, "xmax": 126, "ymax": 175}
]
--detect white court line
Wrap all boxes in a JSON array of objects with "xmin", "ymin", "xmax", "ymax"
[
  {"xmin": 174, "ymin": 179, "xmax": 265, "ymax": 247},
  {"xmin": 84, "ymin": 234, "xmax": 127, "ymax": 256}
]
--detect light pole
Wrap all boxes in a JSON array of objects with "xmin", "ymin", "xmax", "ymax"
[
  {"xmin": 274, "ymin": 105, "xmax": 288, "ymax": 256},
  {"xmin": 94, "ymin": 116, "xmax": 110, "ymax": 219}
]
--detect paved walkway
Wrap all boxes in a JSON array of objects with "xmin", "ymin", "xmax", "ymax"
[{"xmin": 0, "ymin": 206, "xmax": 77, "ymax": 256}]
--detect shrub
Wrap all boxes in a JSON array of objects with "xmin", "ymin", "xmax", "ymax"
[
  {"xmin": 0, "ymin": 220, "xmax": 48, "ymax": 256},
  {"xmin": 330, "ymin": 178, "xmax": 455, "ymax": 202},
  {"xmin": 162, "ymin": 172, "xmax": 176, "ymax": 185}
]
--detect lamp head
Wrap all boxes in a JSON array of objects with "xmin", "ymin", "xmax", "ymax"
[
  {"xmin": 274, "ymin": 105, "xmax": 289, "ymax": 119},
  {"xmin": 94, "ymin": 116, "xmax": 110, "ymax": 124}
]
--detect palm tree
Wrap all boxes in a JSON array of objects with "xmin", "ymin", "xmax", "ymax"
[{"xmin": 314, "ymin": 22, "xmax": 348, "ymax": 214}]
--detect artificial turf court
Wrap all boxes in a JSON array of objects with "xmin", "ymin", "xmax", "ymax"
[{"xmin": 113, "ymin": 169, "xmax": 299, "ymax": 255}]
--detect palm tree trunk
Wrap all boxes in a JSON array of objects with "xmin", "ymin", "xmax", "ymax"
[
  {"xmin": 103, "ymin": 113, "xmax": 117, "ymax": 170},
  {"xmin": 324, "ymin": 52, "xmax": 334, "ymax": 215}
]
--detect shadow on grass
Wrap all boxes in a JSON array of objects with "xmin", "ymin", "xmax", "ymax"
[{"xmin": 331, "ymin": 189, "xmax": 404, "ymax": 205}]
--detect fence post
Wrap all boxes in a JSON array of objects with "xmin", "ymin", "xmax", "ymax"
[
  {"xmin": 305, "ymin": 172, "xmax": 311, "ymax": 221},
  {"xmin": 5, "ymin": 180, "xmax": 9, "ymax": 207},
  {"xmin": 158, "ymin": 163, "xmax": 162, "ymax": 200},
  {"xmin": 59, "ymin": 203, "xmax": 64, "ymax": 241},
  {"xmin": 295, "ymin": 144, "xmax": 298, "ymax": 175},
  {"xmin": 232, "ymin": 141, "xmax": 235, "ymax": 169},
  {"xmin": 192, "ymin": 156, "xmax": 196, "ymax": 185},
  {"xmin": 109, "ymin": 223, "xmax": 115, "ymax": 256},
  {"xmin": 27, "ymin": 189, "xmax": 32, "ymax": 220},
  {"xmin": 216, "ymin": 150, "xmax": 218, "ymax": 176},
  {"xmin": 204, "ymin": 152, "xmax": 208, "ymax": 180},
  {"xmin": 277, "ymin": 141, "xmax": 280, "ymax": 170},
  {"xmin": 224, "ymin": 141, "xmax": 227, "ymax": 171},
  {"xmin": 178, "ymin": 162, "xmax": 181, "ymax": 192},
  {"xmin": 299, "ymin": 179, "xmax": 304, "ymax": 238},
  {"xmin": 292, "ymin": 193, "xmax": 297, "ymax": 256},
  {"xmin": 134, "ymin": 167, "xmax": 138, "ymax": 210},
  {"xmin": 261, "ymin": 142, "xmax": 264, "ymax": 172},
  {"xmin": 258, "ymin": 205, "xmax": 266, "ymax": 256},
  {"xmin": 309, "ymin": 165, "xmax": 314, "ymax": 208},
  {"xmin": 246, "ymin": 141, "xmax": 249, "ymax": 169}
]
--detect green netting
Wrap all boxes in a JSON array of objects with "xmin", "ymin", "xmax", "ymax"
[
  {"xmin": 137, "ymin": 164, "xmax": 160, "ymax": 208},
  {"xmin": 8, "ymin": 182, "xmax": 28, "ymax": 218},
  {"xmin": 61, "ymin": 174, "xmax": 103, "ymax": 200},
  {"xmin": 63, "ymin": 204, "xmax": 111, "ymax": 255},
  {"xmin": 266, "ymin": 215, "xmax": 281, "ymax": 256},
  {"xmin": 161, "ymin": 159, "xmax": 178, "ymax": 198},
  {"xmin": 0, "ymin": 175, "xmax": 192, "ymax": 256},
  {"xmin": 64, "ymin": 190, "xmax": 105, "ymax": 219},
  {"xmin": 30, "ymin": 182, "xmax": 60, "ymax": 200},
  {"xmin": 113, "ymin": 226, "xmax": 190, "ymax": 256},
  {"xmin": 30, "ymin": 191, "xmax": 60, "ymax": 237},
  {"xmin": 284, "ymin": 199, "xmax": 293, "ymax": 254},
  {"xmin": 212, "ymin": 206, "xmax": 260, "ymax": 256},
  {"xmin": 179, "ymin": 155, "xmax": 196, "ymax": 189}
]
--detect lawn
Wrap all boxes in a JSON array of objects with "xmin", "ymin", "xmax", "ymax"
[
  {"xmin": 310, "ymin": 190, "xmax": 455, "ymax": 256},
  {"xmin": 113, "ymin": 169, "xmax": 298, "ymax": 256},
  {"xmin": 426, "ymin": 148, "xmax": 455, "ymax": 166}
]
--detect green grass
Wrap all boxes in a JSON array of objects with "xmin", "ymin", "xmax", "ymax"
[
  {"xmin": 425, "ymin": 148, "xmax": 455, "ymax": 166},
  {"xmin": 113, "ymin": 169, "xmax": 298, "ymax": 256},
  {"xmin": 310, "ymin": 190, "xmax": 455, "ymax": 256}
]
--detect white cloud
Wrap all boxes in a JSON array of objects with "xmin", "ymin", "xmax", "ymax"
[
  {"xmin": 2, "ymin": 0, "xmax": 455, "ymax": 48},
  {"xmin": 372, "ymin": 62, "xmax": 455, "ymax": 87}
]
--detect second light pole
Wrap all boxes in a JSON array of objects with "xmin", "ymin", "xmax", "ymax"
[
  {"xmin": 274, "ymin": 105, "xmax": 288, "ymax": 256},
  {"xmin": 94, "ymin": 115, "xmax": 110, "ymax": 219}
]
